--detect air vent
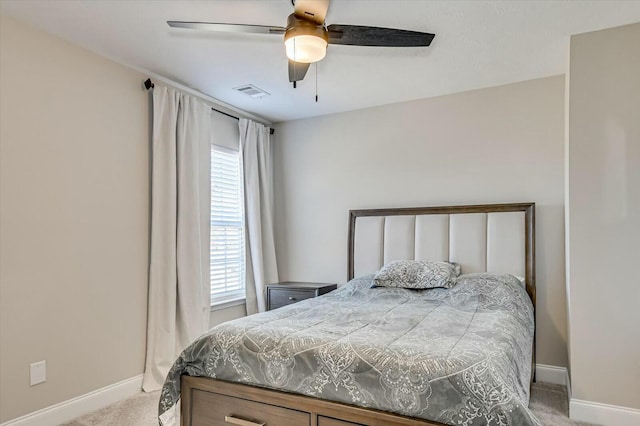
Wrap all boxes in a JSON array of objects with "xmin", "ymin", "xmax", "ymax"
[{"xmin": 233, "ymin": 84, "xmax": 270, "ymax": 99}]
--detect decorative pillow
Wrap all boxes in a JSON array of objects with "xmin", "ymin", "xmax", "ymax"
[{"xmin": 372, "ymin": 260, "xmax": 461, "ymax": 289}]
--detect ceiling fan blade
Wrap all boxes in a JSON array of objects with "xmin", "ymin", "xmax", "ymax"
[
  {"xmin": 288, "ymin": 60, "xmax": 310, "ymax": 82},
  {"xmin": 294, "ymin": 0, "xmax": 331, "ymax": 25},
  {"xmin": 327, "ymin": 24, "xmax": 435, "ymax": 47},
  {"xmin": 167, "ymin": 21, "xmax": 286, "ymax": 35}
]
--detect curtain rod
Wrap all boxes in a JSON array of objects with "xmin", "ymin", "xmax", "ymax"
[{"xmin": 144, "ymin": 79, "xmax": 274, "ymax": 135}]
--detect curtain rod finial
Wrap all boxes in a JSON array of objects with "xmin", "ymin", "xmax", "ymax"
[{"xmin": 144, "ymin": 78, "xmax": 154, "ymax": 90}]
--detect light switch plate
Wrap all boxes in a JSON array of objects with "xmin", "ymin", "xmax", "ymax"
[{"xmin": 30, "ymin": 360, "xmax": 46, "ymax": 386}]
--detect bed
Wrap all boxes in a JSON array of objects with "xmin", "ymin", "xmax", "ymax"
[{"xmin": 159, "ymin": 203, "xmax": 537, "ymax": 426}]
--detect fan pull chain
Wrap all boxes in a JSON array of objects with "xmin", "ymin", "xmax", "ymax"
[
  {"xmin": 315, "ymin": 62, "xmax": 318, "ymax": 102},
  {"xmin": 293, "ymin": 39, "xmax": 297, "ymax": 89}
]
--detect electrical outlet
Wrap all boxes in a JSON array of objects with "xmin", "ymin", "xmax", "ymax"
[{"xmin": 30, "ymin": 360, "xmax": 46, "ymax": 386}]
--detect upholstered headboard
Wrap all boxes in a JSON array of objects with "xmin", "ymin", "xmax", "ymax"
[{"xmin": 347, "ymin": 203, "xmax": 536, "ymax": 306}]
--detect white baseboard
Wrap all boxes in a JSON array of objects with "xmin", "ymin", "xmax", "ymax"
[
  {"xmin": 570, "ymin": 398, "xmax": 640, "ymax": 426},
  {"xmin": 535, "ymin": 363, "xmax": 570, "ymax": 387},
  {"xmin": 1, "ymin": 374, "xmax": 143, "ymax": 426}
]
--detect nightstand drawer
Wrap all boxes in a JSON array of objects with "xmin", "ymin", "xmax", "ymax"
[
  {"xmin": 268, "ymin": 289, "xmax": 315, "ymax": 309},
  {"xmin": 266, "ymin": 282, "xmax": 337, "ymax": 311}
]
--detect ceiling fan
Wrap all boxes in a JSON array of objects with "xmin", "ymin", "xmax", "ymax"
[{"xmin": 168, "ymin": 0, "xmax": 435, "ymax": 86}]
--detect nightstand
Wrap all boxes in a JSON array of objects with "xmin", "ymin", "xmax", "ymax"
[{"xmin": 266, "ymin": 282, "xmax": 337, "ymax": 311}]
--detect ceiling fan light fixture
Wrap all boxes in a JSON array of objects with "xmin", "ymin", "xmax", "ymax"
[
  {"xmin": 285, "ymin": 34, "xmax": 327, "ymax": 63},
  {"xmin": 284, "ymin": 14, "xmax": 328, "ymax": 64}
]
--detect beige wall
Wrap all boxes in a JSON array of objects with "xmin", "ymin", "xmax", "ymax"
[
  {"xmin": 566, "ymin": 23, "xmax": 640, "ymax": 410},
  {"xmin": 0, "ymin": 17, "xmax": 149, "ymax": 422},
  {"xmin": 273, "ymin": 76, "xmax": 568, "ymax": 368},
  {"xmin": 210, "ymin": 304, "xmax": 247, "ymax": 328}
]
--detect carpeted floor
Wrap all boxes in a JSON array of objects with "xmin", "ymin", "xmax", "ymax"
[{"xmin": 62, "ymin": 382, "xmax": 597, "ymax": 426}]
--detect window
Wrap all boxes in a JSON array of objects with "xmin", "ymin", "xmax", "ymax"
[{"xmin": 210, "ymin": 145, "xmax": 245, "ymax": 305}]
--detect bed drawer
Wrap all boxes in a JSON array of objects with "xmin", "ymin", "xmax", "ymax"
[
  {"xmin": 190, "ymin": 389, "xmax": 310, "ymax": 426},
  {"xmin": 318, "ymin": 416, "xmax": 364, "ymax": 426}
]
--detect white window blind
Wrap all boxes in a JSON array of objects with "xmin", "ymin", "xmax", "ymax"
[{"xmin": 210, "ymin": 145, "xmax": 245, "ymax": 305}]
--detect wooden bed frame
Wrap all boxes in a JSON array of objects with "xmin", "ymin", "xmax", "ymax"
[{"xmin": 181, "ymin": 202, "xmax": 536, "ymax": 426}]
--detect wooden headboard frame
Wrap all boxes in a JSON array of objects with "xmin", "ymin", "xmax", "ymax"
[{"xmin": 347, "ymin": 202, "xmax": 536, "ymax": 307}]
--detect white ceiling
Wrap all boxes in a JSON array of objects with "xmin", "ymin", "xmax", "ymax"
[{"xmin": 2, "ymin": 1, "xmax": 640, "ymax": 123}]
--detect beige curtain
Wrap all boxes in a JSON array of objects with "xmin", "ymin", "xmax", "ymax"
[
  {"xmin": 239, "ymin": 118, "xmax": 278, "ymax": 314},
  {"xmin": 142, "ymin": 85, "xmax": 211, "ymax": 392}
]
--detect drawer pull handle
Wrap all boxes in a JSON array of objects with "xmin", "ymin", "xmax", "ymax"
[
  {"xmin": 224, "ymin": 415, "xmax": 265, "ymax": 426},
  {"xmin": 288, "ymin": 296, "xmax": 296, "ymax": 301}
]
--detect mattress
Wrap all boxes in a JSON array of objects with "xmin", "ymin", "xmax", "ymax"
[{"xmin": 159, "ymin": 273, "xmax": 539, "ymax": 425}]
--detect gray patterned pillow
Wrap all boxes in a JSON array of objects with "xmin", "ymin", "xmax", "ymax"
[{"xmin": 372, "ymin": 260, "xmax": 461, "ymax": 289}]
